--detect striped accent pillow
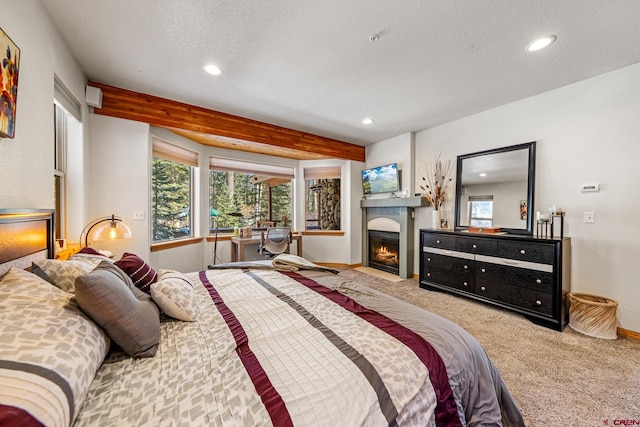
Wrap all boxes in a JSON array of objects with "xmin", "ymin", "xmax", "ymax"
[{"xmin": 114, "ymin": 252, "xmax": 157, "ymax": 294}]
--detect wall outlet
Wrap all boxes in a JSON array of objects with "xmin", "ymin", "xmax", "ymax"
[
  {"xmin": 584, "ymin": 212, "xmax": 595, "ymax": 223},
  {"xmin": 133, "ymin": 211, "xmax": 145, "ymax": 221}
]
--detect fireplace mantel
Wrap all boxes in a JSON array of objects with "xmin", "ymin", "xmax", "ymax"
[
  {"xmin": 361, "ymin": 196, "xmax": 429, "ymax": 279},
  {"xmin": 360, "ymin": 196, "xmax": 429, "ymax": 209}
]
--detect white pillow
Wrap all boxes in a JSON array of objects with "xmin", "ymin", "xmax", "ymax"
[{"xmin": 150, "ymin": 269, "xmax": 199, "ymax": 321}]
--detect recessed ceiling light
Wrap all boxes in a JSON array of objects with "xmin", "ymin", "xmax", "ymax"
[
  {"xmin": 362, "ymin": 118, "xmax": 374, "ymax": 125},
  {"xmin": 204, "ymin": 64, "xmax": 222, "ymax": 75},
  {"xmin": 526, "ymin": 35, "xmax": 556, "ymax": 52},
  {"xmin": 479, "ymin": 173, "xmax": 487, "ymax": 177}
]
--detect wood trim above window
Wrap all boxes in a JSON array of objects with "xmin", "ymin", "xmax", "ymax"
[{"xmin": 88, "ymin": 81, "xmax": 365, "ymax": 162}]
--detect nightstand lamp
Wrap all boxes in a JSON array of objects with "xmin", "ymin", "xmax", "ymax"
[{"xmin": 80, "ymin": 214, "xmax": 132, "ymax": 248}]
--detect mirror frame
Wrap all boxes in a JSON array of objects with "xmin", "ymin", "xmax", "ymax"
[{"xmin": 454, "ymin": 141, "xmax": 536, "ymax": 235}]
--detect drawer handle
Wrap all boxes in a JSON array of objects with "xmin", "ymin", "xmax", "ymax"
[
  {"xmin": 436, "ymin": 240, "xmax": 441, "ymax": 244},
  {"xmin": 427, "ymin": 273, "xmax": 431, "ymax": 277},
  {"xmin": 536, "ymin": 300, "xmax": 542, "ymax": 306},
  {"xmin": 520, "ymin": 249, "xmax": 526, "ymax": 255},
  {"xmin": 472, "ymin": 244, "xmax": 477, "ymax": 249},
  {"xmin": 463, "ymin": 282, "xmax": 468, "ymax": 287},
  {"xmin": 463, "ymin": 265, "xmax": 468, "ymax": 270},
  {"xmin": 481, "ymin": 268, "xmax": 486, "ymax": 273},
  {"xmin": 536, "ymin": 279, "xmax": 542, "ymax": 284},
  {"xmin": 480, "ymin": 286, "xmax": 486, "ymax": 291},
  {"xmin": 427, "ymin": 257, "xmax": 431, "ymax": 262}
]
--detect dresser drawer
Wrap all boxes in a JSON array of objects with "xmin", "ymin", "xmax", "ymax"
[
  {"xmin": 456, "ymin": 236, "xmax": 498, "ymax": 256},
  {"xmin": 422, "ymin": 233, "xmax": 456, "ymax": 250},
  {"xmin": 497, "ymin": 240, "xmax": 555, "ymax": 264},
  {"xmin": 476, "ymin": 262, "xmax": 553, "ymax": 293},
  {"xmin": 423, "ymin": 268, "xmax": 475, "ymax": 293},
  {"xmin": 475, "ymin": 280, "xmax": 553, "ymax": 316},
  {"xmin": 423, "ymin": 252, "xmax": 474, "ymax": 275}
]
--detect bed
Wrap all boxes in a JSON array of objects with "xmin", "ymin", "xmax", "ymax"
[{"xmin": 0, "ymin": 209, "xmax": 524, "ymax": 426}]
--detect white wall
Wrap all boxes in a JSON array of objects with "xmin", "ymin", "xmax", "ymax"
[
  {"xmin": 0, "ymin": 0, "xmax": 88, "ymax": 209},
  {"xmin": 365, "ymin": 132, "xmax": 415, "ymax": 198},
  {"xmin": 412, "ymin": 63, "xmax": 640, "ymax": 332},
  {"xmin": 298, "ymin": 159, "xmax": 365, "ymax": 265},
  {"xmin": 88, "ymin": 115, "xmax": 151, "ymax": 260}
]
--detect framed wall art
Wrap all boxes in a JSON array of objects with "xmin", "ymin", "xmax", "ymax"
[
  {"xmin": 0, "ymin": 27, "xmax": 20, "ymax": 139},
  {"xmin": 520, "ymin": 200, "xmax": 527, "ymax": 220}
]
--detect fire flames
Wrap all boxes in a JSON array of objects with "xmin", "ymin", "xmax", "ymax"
[{"xmin": 374, "ymin": 244, "xmax": 398, "ymax": 266}]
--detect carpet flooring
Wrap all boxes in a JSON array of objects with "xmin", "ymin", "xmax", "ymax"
[{"xmin": 337, "ymin": 268, "xmax": 640, "ymax": 426}]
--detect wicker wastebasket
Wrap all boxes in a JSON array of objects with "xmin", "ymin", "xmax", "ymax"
[{"xmin": 567, "ymin": 293, "xmax": 618, "ymax": 339}]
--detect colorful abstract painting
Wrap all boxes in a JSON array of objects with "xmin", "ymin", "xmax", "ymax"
[{"xmin": 0, "ymin": 27, "xmax": 20, "ymax": 139}]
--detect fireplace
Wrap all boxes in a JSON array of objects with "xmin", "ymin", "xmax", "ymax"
[
  {"xmin": 361, "ymin": 196, "xmax": 428, "ymax": 279},
  {"xmin": 368, "ymin": 230, "xmax": 400, "ymax": 275}
]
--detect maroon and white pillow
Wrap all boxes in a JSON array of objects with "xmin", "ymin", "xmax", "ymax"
[{"xmin": 114, "ymin": 252, "xmax": 157, "ymax": 294}]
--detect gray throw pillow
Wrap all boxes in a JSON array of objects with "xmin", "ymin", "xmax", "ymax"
[{"xmin": 75, "ymin": 261, "xmax": 160, "ymax": 358}]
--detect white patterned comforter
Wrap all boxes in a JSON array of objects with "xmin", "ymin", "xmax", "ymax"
[{"xmin": 74, "ymin": 268, "xmax": 523, "ymax": 427}]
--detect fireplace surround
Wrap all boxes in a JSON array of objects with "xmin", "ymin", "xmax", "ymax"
[{"xmin": 361, "ymin": 196, "xmax": 428, "ymax": 278}]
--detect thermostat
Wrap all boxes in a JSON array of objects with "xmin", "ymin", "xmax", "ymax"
[{"xmin": 581, "ymin": 184, "xmax": 600, "ymax": 193}]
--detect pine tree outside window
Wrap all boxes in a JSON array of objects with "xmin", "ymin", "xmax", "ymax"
[
  {"xmin": 152, "ymin": 139, "xmax": 198, "ymax": 242},
  {"xmin": 209, "ymin": 158, "xmax": 294, "ymax": 233}
]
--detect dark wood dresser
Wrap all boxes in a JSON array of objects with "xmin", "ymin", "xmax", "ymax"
[{"xmin": 419, "ymin": 229, "xmax": 571, "ymax": 331}]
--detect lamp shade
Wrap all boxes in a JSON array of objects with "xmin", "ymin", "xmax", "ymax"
[
  {"xmin": 92, "ymin": 220, "xmax": 132, "ymax": 241},
  {"xmin": 80, "ymin": 215, "xmax": 132, "ymax": 247}
]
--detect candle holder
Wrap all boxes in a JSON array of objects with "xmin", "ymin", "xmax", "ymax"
[
  {"xmin": 550, "ymin": 211, "xmax": 565, "ymax": 239},
  {"xmin": 536, "ymin": 210, "xmax": 565, "ymax": 239},
  {"xmin": 537, "ymin": 218, "xmax": 551, "ymax": 238}
]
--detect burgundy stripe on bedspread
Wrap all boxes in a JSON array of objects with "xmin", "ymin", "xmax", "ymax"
[
  {"xmin": 0, "ymin": 404, "xmax": 44, "ymax": 427},
  {"xmin": 199, "ymin": 271, "xmax": 294, "ymax": 427},
  {"xmin": 281, "ymin": 270, "xmax": 461, "ymax": 427}
]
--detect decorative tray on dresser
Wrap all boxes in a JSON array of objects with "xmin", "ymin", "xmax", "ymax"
[{"xmin": 419, "ymin": 229, "xmax": 571, "ymax": 331}]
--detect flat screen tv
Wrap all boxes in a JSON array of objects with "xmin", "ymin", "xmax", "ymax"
[{"xmin": 362, "ymin": 163, "xmax": 400, "ymax": 195}]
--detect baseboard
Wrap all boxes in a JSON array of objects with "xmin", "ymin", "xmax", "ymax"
[{"xmin": 618, "ymin": 327, "xmax": 640, "ymax": 340}]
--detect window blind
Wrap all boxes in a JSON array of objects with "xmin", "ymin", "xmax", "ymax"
[
  {"xmin": 54, "ymin": 76, "xmax": 81, "ymax": 121},
  {"xmin": 303, "ymin": 166, "xmax": 341, "ymax": 180},
  {"xmin": 468, "ymin": 195, "xmax": 494, "ymax": 201},
  {"xmin": 209, "ymin": 157, "xmax": 294, "ymax": 179},
  {"xmin": 153, "ymin": 138, "xmax": 199, "ymax": 167}
]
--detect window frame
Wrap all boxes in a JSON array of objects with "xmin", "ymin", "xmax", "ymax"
[
  {"xmin": 151, "ymin": 138, "xmax": 198, "ymax": 243},
  {"xmin": 209, "ymin": 157, "xmax": 294, "ymax": 234},
  {"xmin": 303, "ymin": 166, "xmax": 342, "ymax": 231},
  {"xmin": 467, "ymin": 195, "xmax": 494, "ymax": 227}
]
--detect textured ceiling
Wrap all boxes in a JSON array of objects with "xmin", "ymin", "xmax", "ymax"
[{"xmin": 42, "ymin": 0, "xmax": 640, "ymax": 146}]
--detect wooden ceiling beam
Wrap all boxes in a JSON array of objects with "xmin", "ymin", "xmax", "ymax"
[{"xmin": 88, "ymin": 82, "xmax": 365, "ymax": 162}]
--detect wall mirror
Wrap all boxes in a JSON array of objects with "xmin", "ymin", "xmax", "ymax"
[{"xmin": 454, "ymin": 141, "xmax": 536, "ymax": 235}]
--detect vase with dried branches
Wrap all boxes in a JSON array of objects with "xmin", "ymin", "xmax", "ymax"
[{"xmin": 420, "ymin": 154, "xmax": 454, "ymax": 228}]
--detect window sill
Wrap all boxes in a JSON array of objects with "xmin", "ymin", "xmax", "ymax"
[
  {"xmin": 151, "ymin": 237, "xmax": 203, "ymax": 252},
  {"xmin": 206, "ymin": 234, "xmax": 234, "ymax": 242},
  {"xmin": 300, "ymin": 230, "xmax": 344, "ymax": 236}
]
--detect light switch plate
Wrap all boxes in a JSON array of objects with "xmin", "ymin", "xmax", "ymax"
[
  {"xmin": 584, "ymin": 212, "xmax": 595, "ymax": 223},
  {"xmin": 133, "ymin": 211, "xmax": 145, "ymax": 221}
]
